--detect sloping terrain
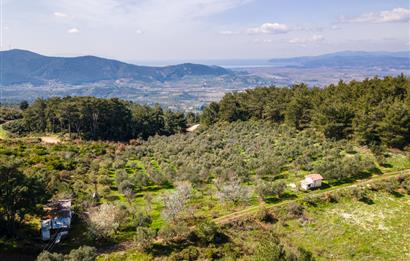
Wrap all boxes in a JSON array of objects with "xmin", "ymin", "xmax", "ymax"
[{"xmin": 0, "ymin": 49, "xmax": 232, "ymax": 85}]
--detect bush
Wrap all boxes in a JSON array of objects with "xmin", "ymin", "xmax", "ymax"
[
  {"xmin": 37, "ymin": 246, "xmax": 96, "ymax": 261},
  {"xmin": 134, "ymin": 227, "xmax": 156, "ymax": 251},
  {"xmin": 37, "ymin": 252, "xmax": 65, "ymax": 261},
  {"xmin": 402, "ymin": 178, "xmax": 410, "ymax": 194},
  {"xmin": 254, "ymin": 233, "xmax": 284, "ymax": 261},
  {"xmin": 134, "ymin": 211, "xmax": 152, "ymax": 227},
  {"xmin": 302, "ymin": 195, "xmax": 320, "ymax": 207},
  {"xmin": 67, "ymin": 246, "xmax": 97, "ymax": 261},
  {"xmin": 158, "ymin": 222, "xmax": 190, "ymax": 243},
  {"xmin": 194, "ymin": 220, "xmax": 223, "ymax": 245},
  {"xmin": 296, "ymin": 247, "xmax": 315, "ymax": 261},
  {"xmin": 349, "ymin": 187, "xmax": 368, "ymax": 201},
  {"xmin": 256, "ymin": 207, "xmax": 277, "ymax": 223},
  {"xmin": 171, "ymin": 246, "xmax": 199, "ymax": 261},
  {"xmin": 286, "ymin": 203, "xmax": 305, "ymax": 219},
  {"xmin": 320, "ymin": 192, "xmax": 340, "ymax": 203}
]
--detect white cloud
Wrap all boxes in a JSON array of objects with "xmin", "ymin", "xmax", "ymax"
[
  {"xmin": 67, "ymin": 28, "xmax": 79, "ymax": 34},
  {"xmin": 289, "ymin": 34, "xmax": 324, "ymax": 44},
  {"xmin": 253, "ymin": 38, "xmax": 273, "ymax": 43},
  {"xmin": 135, "ymin": 29, "xmax": 143, "ymax": 35},
  {"xmin": 51, "ymin": 0, "xmax": 254, "ymax": 25},
  {"xmin": 247, "ymin": 22, "xmax": 289, "ymax": 34},
  {"xmin": 344, "ymin": 7, "xmax": 410, "ymax": 23},
  {"xmin": 330, "ymin": 25, "xmax": 341, "ymax": 30},
  {"xmin": 53, "ymin": 12, "xmax": 68, "ymax": 18},
  {"xmin": 218, "ymin": 30, "xmax": 238, "ymax": 35}
]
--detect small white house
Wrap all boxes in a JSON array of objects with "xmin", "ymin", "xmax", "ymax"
[{"xmin": 301, "ymin": 174, "xmax": 324, "ymax": 190}]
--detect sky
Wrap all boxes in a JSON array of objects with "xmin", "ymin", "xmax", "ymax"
[{"xmin": 0, "ymin": 0, "xmax": 409, "ymax": 61}]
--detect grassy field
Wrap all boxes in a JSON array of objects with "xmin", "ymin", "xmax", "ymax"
[
  {"xmin": 277, "ymin": 191, "xmax": 410, "ymax": 260},
  {"xmin": 0, "ymin": 125, "xmax": 9, "ymax": 139}
]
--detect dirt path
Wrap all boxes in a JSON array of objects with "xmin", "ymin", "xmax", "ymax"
[
  {"xmin": 213, "ymin": 169, "xmax": 410, "ymax": 225},
  {"xmin": 40, "ymin": 136, "xmax": 61, "ymax": 144}
]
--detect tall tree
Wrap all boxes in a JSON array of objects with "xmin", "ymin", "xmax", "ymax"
[
  {"xmin": 285, "ymin": 84, "xmax": 313, "ymax": 130},
  {"xmin": 379, "ymin": 101, "xmax": 410, "ymax": 149},
  {"xmin": 0, "ymin": 160, "xmax": 48, "ymax": 236}
]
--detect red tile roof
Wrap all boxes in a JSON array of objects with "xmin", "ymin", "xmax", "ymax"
[{"xmin": 305, "ymin": 174, "xmax": 324, "ymax": 181}]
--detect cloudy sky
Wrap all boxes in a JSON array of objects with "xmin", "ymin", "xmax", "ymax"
[{"xmin": 1, "ymin": 0, "xmax": 409, "ymax": 60}]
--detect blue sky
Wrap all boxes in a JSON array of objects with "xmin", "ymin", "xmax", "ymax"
[{"xmin": 1, "ymin": 0, "xmax": 409, "ymax": 60}]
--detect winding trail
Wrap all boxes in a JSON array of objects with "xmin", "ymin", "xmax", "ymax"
[{"xmin": 213, "ymin": 169, "xmax": 410, "ymax": 225}]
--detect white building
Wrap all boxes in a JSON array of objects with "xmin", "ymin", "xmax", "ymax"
[
  {"xmin": 301, "ymin": 174, "xmax": 324, "ymax": 190},
  {"xmin": 41, "ymin": 199, "xmax": 72, "ymax": 241}
]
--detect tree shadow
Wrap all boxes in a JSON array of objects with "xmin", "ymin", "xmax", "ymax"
[
  {"xmin": 150, "ymin": 241, "xmax": 191, "ymax": 257},
  {"xmin": 264, "ymin": 193, "xmax": 297, "ymax": 204},
  {"xmin": 319, "ymin": 183, "xmax": 331, "ymax": 189},
  {"xmin": 330, "ymin": 171, "xmax": 373, "ymax": 186},
  {"xmin": 143, "ymin": 184, "xmax": 173, "ymax": 193},
  {"xmin": 368, "ymin": 167, "xmax": 383, "ymax": 175},
  {"xmin": 380, "ymin": 163, "xmax": 393, "ymax": 168},
  {"xmin": 389, "ymin": 191, "xmax": 404, "ymax": 198},
  {"xmin": 359, "ymin": 197, "xmax": 374, "ymax": 205},
  {"xmin": 105, "ymin": 195, "xmax": 121, "ymax": 201}
]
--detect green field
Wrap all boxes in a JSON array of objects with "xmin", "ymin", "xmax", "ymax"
[{"xmin": 277, "ymin": 191, "xmax": 410, "ymax": 260}]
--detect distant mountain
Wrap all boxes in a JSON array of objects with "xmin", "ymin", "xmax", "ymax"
[
  {"xmin": 0, "ymin": 49, "xmax": 232, "ymax": 85},
  {"xmin": 269, "ymin": 51, "xmax": 410, "ymax": 68}
]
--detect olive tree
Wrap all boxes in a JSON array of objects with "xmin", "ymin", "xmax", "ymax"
[
  {"xmin": 161, "ymin": 181, "xmax": 193, "ymax": 222},
  {"xmin": 87, "ymin": 203, "xmax": 126, "ymax": 238}
]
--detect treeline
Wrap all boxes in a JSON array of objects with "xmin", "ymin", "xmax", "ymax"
[
  {"xmin": 201, "ymin": 75, "xmax": 410, "ymax": 149},
  {"xmin": 5, "ymin": 97, "xmax": 188, "ymax": 140},
  {"xmin": 0, "ymin": 107, "xmax": 22, "ymax": 124}
]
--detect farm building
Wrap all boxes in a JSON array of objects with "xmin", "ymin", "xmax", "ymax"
[
  {"xmin": 301, "ymin": 174, "xmax": 324, "ymax": 190},
  {"xmin": 41, "ymin": 199, "xmax": 72, "ymax": 242}
]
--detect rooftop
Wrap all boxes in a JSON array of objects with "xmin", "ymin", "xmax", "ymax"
[{"xmin": 305, "ymin": 174, "xmax": 324, "ymax": 181}]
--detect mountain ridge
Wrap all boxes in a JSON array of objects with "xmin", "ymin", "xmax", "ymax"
[
  {"xmin": 0, "ymin": 49, "xmax": 232, "ymax": 85},
  {"xmin": 269, "ymin": 50, "xmax": 410, "ymax": 68}
]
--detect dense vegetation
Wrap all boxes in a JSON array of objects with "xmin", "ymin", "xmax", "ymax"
[
  {"xmin": 0, "ymin": 106, "xmax": 22, "ymax": 124},
  {"xmin": 1, "ymin": 120, "xmax": 409, "ymax": 259},
  {"xmin": 1, "ymin": 76, "xmax": 410, "ymax": 260},
  {"xmin": 3, "ymin": 96, "xmax": 189, "ymax": 140},
  {"xmin": 201, "ymin": 75, "xmax": 410, "ymax": 149}
]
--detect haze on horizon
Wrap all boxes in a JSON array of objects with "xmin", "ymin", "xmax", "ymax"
[{"xmin": 0, "ymin": 0, "xmax": 409, "ymax": 61}]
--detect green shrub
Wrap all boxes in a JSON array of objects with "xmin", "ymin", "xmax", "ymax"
[
  {"xmin": 37, "ymin": 251, "xmax": 65, "ymax": 261},
  {"xmin": 67, "ymin": 246, "xmax": 97, "ymax": 261},
  {"xmin": 256, "ymin": 207, "xmax": 277, "ymax": 223},
  {"xmin": 194, "ymin": 220, "xmax": 225, "ymax": 245},
  {"xmin": 134, "ymin": 227, "xmax": 156, "ymax": 251},
  {"xmin": 37, "ymin": 246, "xmax": 96, "ymax": 261}
]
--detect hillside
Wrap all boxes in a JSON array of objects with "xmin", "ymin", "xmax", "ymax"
[
  {"xmin": 1, "ymin": 76, "xmax": 409, "ymax": 260},
  {"xmin": 0, "ymin": 49, "xmax": 232, "ymax": 85}
]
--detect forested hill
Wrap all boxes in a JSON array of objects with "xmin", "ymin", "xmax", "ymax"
[
  {"xmin": 4, "ymin": 75, "xmax": 409, "ymax": 149},
  {"xmin": 0, "ymin": 49, "xmax": 232, "ymax": 85},
  {"xmin": 201, "ymin": 75, "xmax": 410, "ymax": 149}
]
